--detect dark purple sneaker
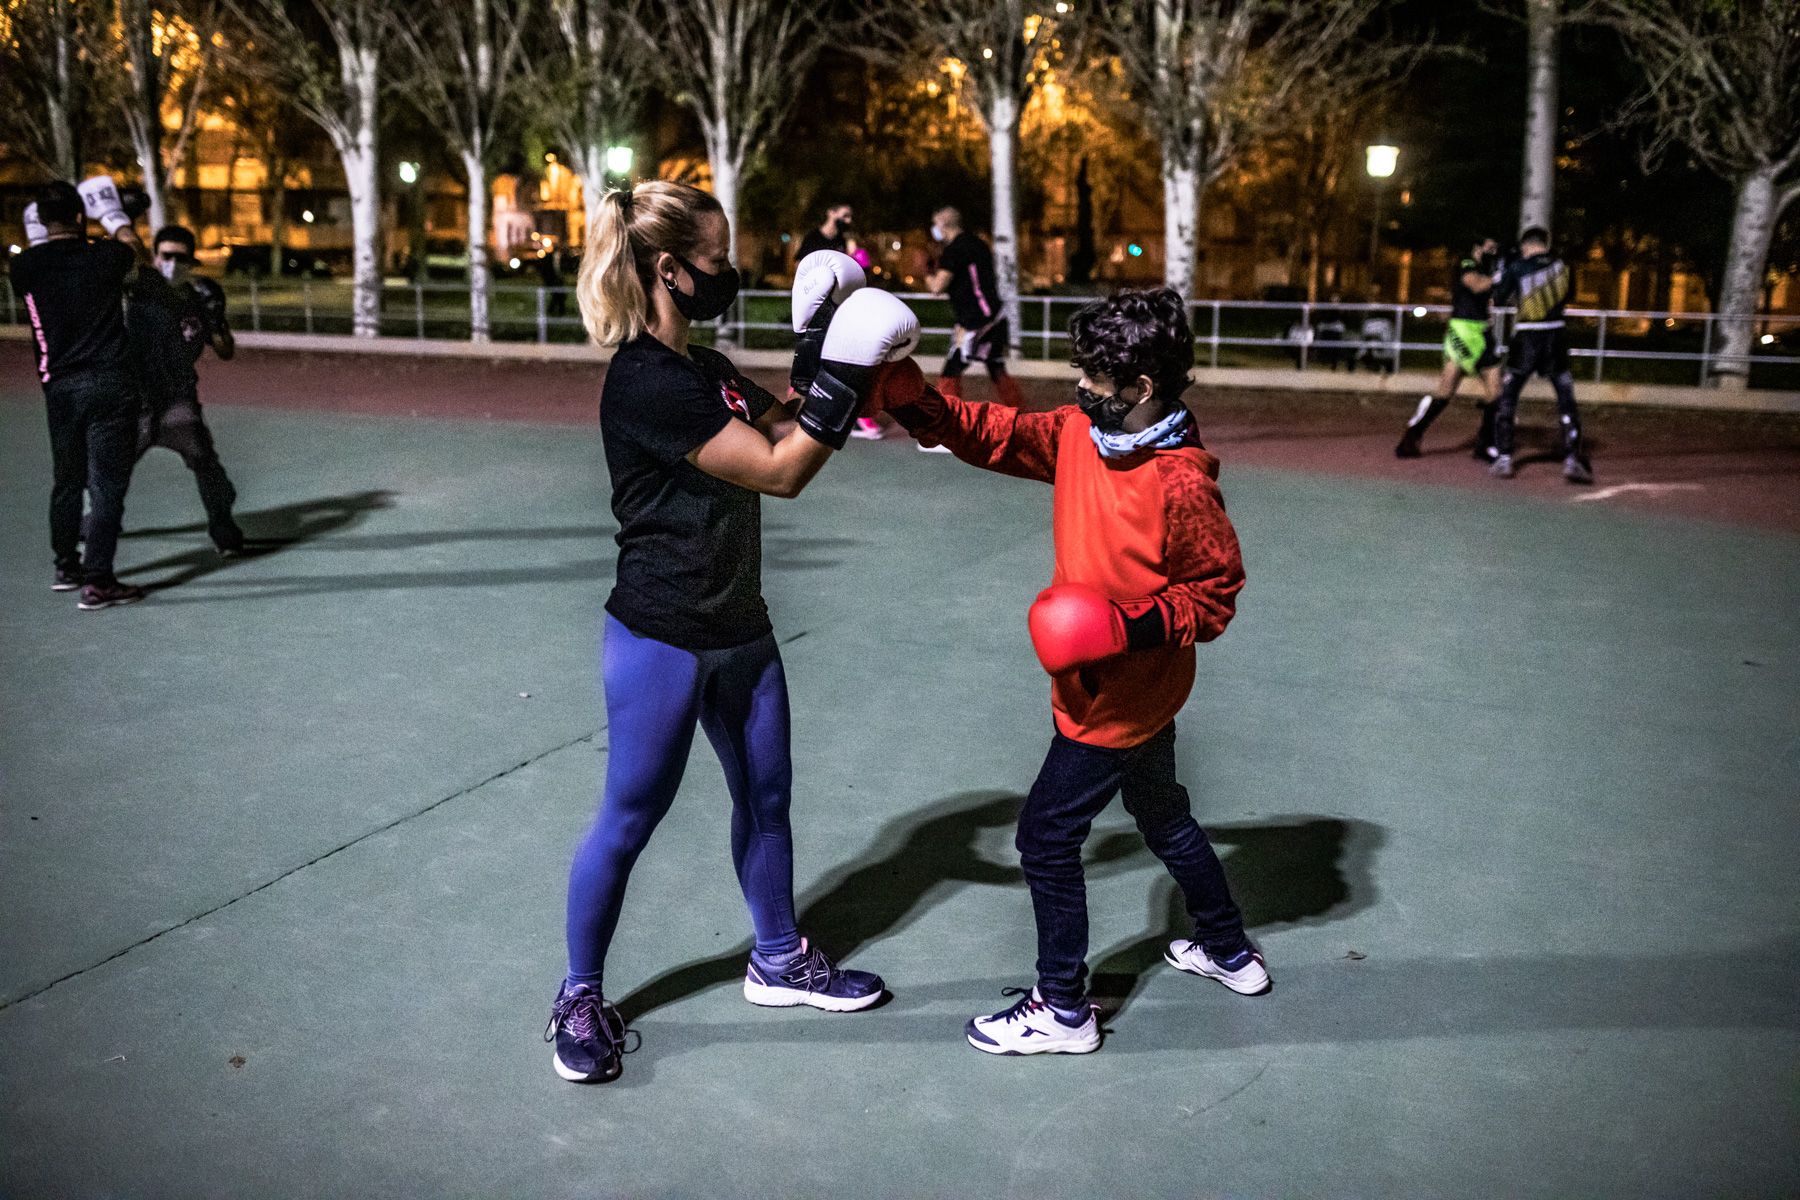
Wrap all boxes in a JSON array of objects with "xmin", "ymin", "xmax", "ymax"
[
  {"xmin": 544, "ymin": 982, "xmax": 630, "ymax": 1083},
  {"xmin": 77, "ymin": 578, "xmax": 146, "ymax": 611},
  {"xmin": 52, "ymin": 567, "xmax": 83, "ymax": 592},
  {"xmin": 744, "ymin": 937, "xmax": 884, "ymax": 1012}
]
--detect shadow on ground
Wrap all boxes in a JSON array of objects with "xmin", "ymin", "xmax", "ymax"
[
  {"xmin": 615, "ymin": 790, "xmax": 1377, "ymax": 1025},
  {"xmin": 119, "ymin": 490, "xmax": 396, "ymax": 592}
]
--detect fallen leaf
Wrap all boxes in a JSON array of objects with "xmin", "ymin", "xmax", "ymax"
[
  {"xmin": 228, "ymin": 1055, "xmax": 247, "ymax": 1068},
  {"xmin": 1344, "ymin": 950, "xmax": 1367, "ymax": 961}
]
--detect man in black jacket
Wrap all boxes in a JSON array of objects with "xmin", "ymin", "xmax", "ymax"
[{"xmin": 1490, "ymin": 227, "xmax": 1593, "ymax": 484}]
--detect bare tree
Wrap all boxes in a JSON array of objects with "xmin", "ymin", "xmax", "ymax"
[
  {"xmin": 0, "ymin": 0, "xmax": 97, "ymax": 178},
  {"xmin": 217, "ymin": 57, "xmax": 319, "ymax": 277},
  {"xmin": 530, "ymin": 0, "xmax": 656, "ymax": 214},
  {"xmin": 890, "ymin": 1, "xmax": 1084, "ymax": 353},
  {"xmin": 113, "ymin": 0, "xmax": 222, "ymax": 230},
  {"xmin": 392, "ymin": 0, "xmax": 530, "ymax": 342},
  {"xmin": 1103, "ymin": 0, "xmax": 1382, "ymax": 302},
  {"xmin": 1265, "ymin": 33, "xmax": 1425, "ymax": 300},
  {"xmin": 1519, "ymin": 0, "xmax": 1559, "ymax": 233},
  {"xmin": 230, "ymin": 0, "xmax": 393, "ymax": 337},
  {"xmin": 649, "ymin": 0, "xmax": 829, "ymax": 273},
  {"xmin": 1591, "ymin": 0, "xmax": 1800, "ymax": 389}
]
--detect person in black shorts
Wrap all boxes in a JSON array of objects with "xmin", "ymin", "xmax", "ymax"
[
  {"xmin": 11, "ymin": 177, "xmax": 150, "ymax": 610},
  {"xmin": 925, "ymin": 206, "xmax": 1024, "ymax": 415},
  {"xmin": 127, "ymin": 224, "xmax": 245, "ymax": 554},
  {"xmin": 1395, "ymin": 236, "xmax": 1505, "ymax": 460},
  {"xmin": 543, "ymin": 181, "xmax": 914, "ymax": 1085},
  {"xmin": 1489, "ymin": 227, "xmax": 1592, "ymax": 484}
]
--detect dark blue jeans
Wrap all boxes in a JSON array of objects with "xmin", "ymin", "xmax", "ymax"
[
  {"xmin": 45, "ymin": 367, "xmax": 139, "ymax": 579},
  {"xmin": 1017, "ymin": 724, "xmax": 1248, "ymax": 1009}
]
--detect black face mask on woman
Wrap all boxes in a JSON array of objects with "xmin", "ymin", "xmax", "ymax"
[{"xmin": 664, "ymin": 251, "xmax": 741, "ymax": 322}]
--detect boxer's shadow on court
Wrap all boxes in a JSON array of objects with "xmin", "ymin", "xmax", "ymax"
[
  {"xmin": 614, "ymin": 792, "xmax": 1378, "ymax": 1026},
  {"xmin": 1088, "ymin": 815, "xmax": 1384, "ymax": 1020},
  {"xmin": 119, "ymin": 489, "xmax": 396, "ymax": 592}
]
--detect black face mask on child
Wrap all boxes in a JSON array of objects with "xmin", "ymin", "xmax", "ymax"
[
  {"xmin": 1076, "ymin": 383, "xmax": 1141, "ymax": 434},
  {"xmin": 664, "ymin": 251, "xmax": 742, "ymax": 322}
]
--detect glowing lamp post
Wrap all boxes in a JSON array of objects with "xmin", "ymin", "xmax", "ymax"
[
  {"xmin": 1366, "ymin": 143, "xmax": 1398, "ymax": 294},
  {"xmin": 605, "ymin": 146, "xmax": 634, "ymax": 178}
]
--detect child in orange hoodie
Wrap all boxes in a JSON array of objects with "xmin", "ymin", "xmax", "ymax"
[{"xmin": 877, "ymin": 288, "xmax": 1266, "ymax": 1055}]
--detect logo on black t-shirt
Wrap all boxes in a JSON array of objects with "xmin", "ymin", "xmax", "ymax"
[{"xmin": 719, "ymin": 380, "xmax": 751, "ymax": 420}]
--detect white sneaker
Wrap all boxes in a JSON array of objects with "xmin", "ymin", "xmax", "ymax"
[
  {"xmin": 1164, "ymin": 939, "xmax": 1271, "ymax": 995},
  {"xmin": 917, "ymin": 442, "xmax": 953, "ymax": 453},
  {"xmin": 850, "ymin": 418, "xmax": 884, "ymax": 440},
  {"xmin": 965, "ymin": 987, "xmax": 1100, "ymax": 1055}
]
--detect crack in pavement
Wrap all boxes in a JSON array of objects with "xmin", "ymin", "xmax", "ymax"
[{"xmin": 0, "ymin": 725, "xmax": 605, "ymax": 1013}]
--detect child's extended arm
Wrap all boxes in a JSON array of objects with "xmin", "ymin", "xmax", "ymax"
[{"xmin": 878, "ymin": 358, "xmax": 1069, "ymax": 484}]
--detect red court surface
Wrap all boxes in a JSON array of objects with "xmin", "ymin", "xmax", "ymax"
[{"xmin": 6, "ymin": 343, "xmax": 1798, "ymax": 532}]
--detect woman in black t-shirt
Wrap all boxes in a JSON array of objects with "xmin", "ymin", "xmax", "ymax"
[{"xmin": 545, "ymin": 181, "xmax": 885, "ymax": 1085}]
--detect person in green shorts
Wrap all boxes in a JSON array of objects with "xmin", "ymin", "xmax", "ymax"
[{"xmin": 1396, "ymin": 237, "xmax": 1504, "ymax": 460}]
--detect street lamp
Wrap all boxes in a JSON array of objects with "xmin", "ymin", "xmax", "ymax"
[
  {"xmin": 398, "ymin": 160, "xmax": 420, "ymax": 185},
  {"xmin": 1366, "ymin": 143, "xmax": 1398, "ymax": 294},
  {"xmin": 605, "ymin": 145, "xmax": 633, "ymax": 176}
]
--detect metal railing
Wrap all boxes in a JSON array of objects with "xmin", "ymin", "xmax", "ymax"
[{"xmin": 4, "ymin": 275, "xmax": 1797, "ymax": 389}]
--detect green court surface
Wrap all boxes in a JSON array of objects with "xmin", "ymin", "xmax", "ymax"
[{"xmin": 1, "ymin": 389, "xmax": 1796, "ymax": 1199}]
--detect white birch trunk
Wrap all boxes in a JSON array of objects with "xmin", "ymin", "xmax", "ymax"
[
  {"xmin": 340, "ymin": 48, "xmax": 382, "ymax": 339},
  {"xmin": 702, "ymin": 119, "xmax": 740, "ymax": 345},
  {"xmin": 1520, "ymin": 0, "xmax": 1558, "ymax": 234},
  {"xmin": 576, "ymin": 142, "xmax": 608, "ymax": 219},
  {"xmin": 463, "ymin": 149, "xmax": 491, "ymax": 343},
  {"xmin": 1709, "ymin": 165, "xmax": 1780, "ymax": 391},
  {"xmin": 1162, "ymin": 139, "xmax": 1202, "ymax": 302},
  {"xmin": 130, "ymin": 126, "xmax": 170, "ymax": 232},
  {"xmin": 46, "ymin": 96, "xmax": 78, "ymax": 181},
  {"xmin": 987, "ymin": 93, "xmax": 1021, "ymax": 356}
]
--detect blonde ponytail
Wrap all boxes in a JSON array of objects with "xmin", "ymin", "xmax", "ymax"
[{"xmin": 577, "ymin": 181, "xmax": 725, "ymax": 346}]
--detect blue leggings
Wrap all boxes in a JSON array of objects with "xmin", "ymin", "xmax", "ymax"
[{"xmin": 564, "ymin": 615, "xmax": 800, "ymax": 990}]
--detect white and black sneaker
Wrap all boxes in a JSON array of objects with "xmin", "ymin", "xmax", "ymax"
[
  {"xmin": 744, "ymin": 937, "xmax": 884, "ymax": 1012},
  {"xmin": 1164, "ymin": 939, "xmax": 1272, "ymax": 995},
  {"xmin": 544, "ymin": 982, "xmax": 632, "ymax": 1083},
  {"xmin": 965, "ymin": 987, "xmax": 1100, "ymax": 1056}
]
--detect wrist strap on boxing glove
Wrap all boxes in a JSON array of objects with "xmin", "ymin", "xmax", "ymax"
[
  {"xmin": 1117, "ymin": 596, "xmax": 1173, "ymax": 652},
  {"xmin": 797, "ymin": 362, "xmax": 870, "ymax": 450}
]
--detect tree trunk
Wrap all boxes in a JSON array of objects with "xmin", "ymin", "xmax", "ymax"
[
  {"xmin": 48, "ymin": 0, "xmax": 80, "ymax": 178},
  {"xmin": 988, "ymin": 93, "xmax": 1022, "ymax": 355},
  {"xmin": 701, "ymin": 118, "xmax": 740, "ymax": 346},
  {"xmin": 1520, "ymin": 0, "xmax": 1558, "ymax": 234},
  {"xmin": 266, "ymin": 156, "xmax": 287, "ymax": 278},
  {"xmin": 1305, "ymin": 224, "xmax": 1324, "ymax": 303},
  {"xmin": 463, "ymin": 149, "xmax": 491, "ymax": 343},
  {"xmin": 576, "ymin": 141, "xmax": 608, "ymax": 224},
  {"xmin": 1161, "ymin": 136, "xmax": 1202, "ymax": 303},
  {"xmin": 1709, "ymin": 165, "xmax": 1781, "ymax": 391},
  {"xmin": 341, "ymin": 49, "xmax": 382, "ymax": 338}
]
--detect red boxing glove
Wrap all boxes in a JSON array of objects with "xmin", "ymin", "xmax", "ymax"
[
  {"xmin": 874, "ymin": 357, "xmax": 950, "ymax": 432},
  {"xmin": 1027, "ymin": 584, "xmax": 1173, "ymax": 675}
]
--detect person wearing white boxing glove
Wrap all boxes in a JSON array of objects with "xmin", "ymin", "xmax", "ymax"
[
  {"xmin": 546, "ymin": 181, "xmax": 889, "ymax": 1087},
  {"xmin": 10, "ymin": 181, "xmax": 151, "ymax": 609}
]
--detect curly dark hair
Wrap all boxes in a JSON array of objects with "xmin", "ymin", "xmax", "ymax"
[{"xmin": 1067, "ymin": 287, "xmax": 1194, "ymax": 403}]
